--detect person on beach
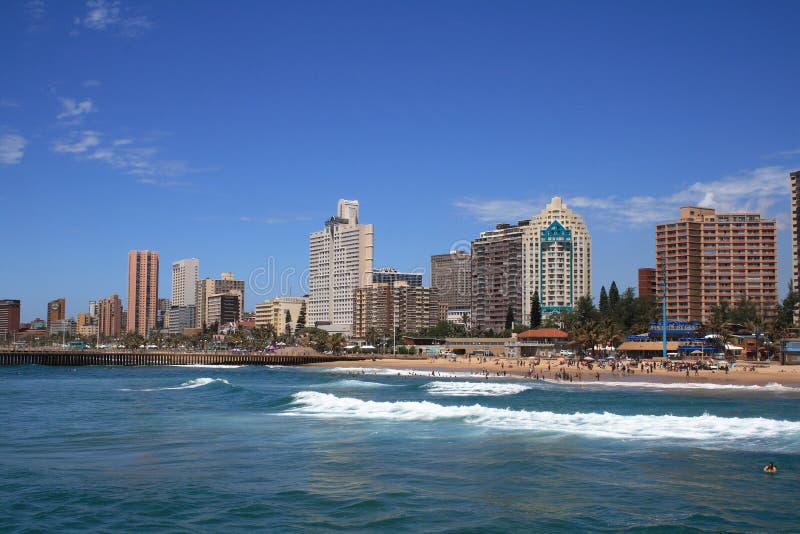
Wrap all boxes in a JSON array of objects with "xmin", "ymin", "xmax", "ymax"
[{"xmin": 764, "ymin": 462, "xmax": 778, "ymax": 473}]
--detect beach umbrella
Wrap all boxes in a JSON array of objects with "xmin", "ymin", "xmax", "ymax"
[{"xmin": 582, "ymin": 356, "xmax": 595, "ymax": 361}]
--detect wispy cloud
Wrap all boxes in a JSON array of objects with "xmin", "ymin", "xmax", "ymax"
[
  {"xmin": 240, "ymin": 215, "xmax": 312, "ymax": 224},
  {"xmin": 82, "ymin": 79, "xmax": 101, "ymax": 88},
  {"xmin": 0, "ymin": 98, "xmax": 20, "ymax": 109},
  {"xmin": 25, "ymin": 0, "xmax": 47, "ymax": 30},
  {"xmin": 765, "ymin": 147, "xmax": 800, "ymax": 159},
  {"xmin": 57, "ymin": 97, "xmax": 96, "ymax": 121},
  {"xmin": 0, "ymin": 134, "xmax": 27, "ymax": 165},
  {"xmin": 454, "ymin": 166, "xmax": 792, "ymax": 230},
  {"xmin": 451, "ymin": 199, "xmax": 546, "ymax": 223},
  {"xmin": 136, "ymin": 178, "xmax": 191, "ymax": 188},
  {"xmin": 74, "ymin": 0, "xmax": 152, "ymax": 37},
  {"xmin": 52, "ymin": 130, "xmax": 101, "ymax": 153},
  {"xmin": 52, "ymin": 129, "xmax": 203, "ymax": 181}
]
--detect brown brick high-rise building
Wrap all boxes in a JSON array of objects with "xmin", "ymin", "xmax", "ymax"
[
  {"xmin": 127, "ymin": 250, "xmax": 159, "ymax": 336},
  {"xmin": 98, "ymin": 294, "xmax": 123, "ymax": 338},
  {"xmin": 656, "ymin": 207, "xmax": 777, "ymax": 323},
  {"xmin": 0, "ymin": 300, "xmax": 21, "ymax": 339},
  {"xmin": 638, "ymin": 268, "xmax": 657, "ymax": 297},
  {"xmin": 47, "ymin": 298, "xmax": 65, "ymax": 328}
]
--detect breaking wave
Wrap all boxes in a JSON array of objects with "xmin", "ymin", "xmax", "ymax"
[
  {"xmin": 285, "ymin": 391, "xmax": 800, "ymax": 449},
  {"xmin": 555, "ymin": 380, "xmax": 800, "ymax": 392},
  {"xmin": 425, "ymin": 381, "xmax": 531, "ymax": 396},
  {"xmin": 120, "ymin": 377, "xmax": 231, "ymax": 392}
]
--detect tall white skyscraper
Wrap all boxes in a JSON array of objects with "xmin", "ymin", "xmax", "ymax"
[
  {"xmin": 172, "ymin": 258, "xmax": 200, "ymax": 307},
  {"xmin": 522, "ymin": 197, "xmax": 591, "ymax": 320},
  {"xmin": 308, "ymin": 199, "xmax": 374, "ymax": 334}
]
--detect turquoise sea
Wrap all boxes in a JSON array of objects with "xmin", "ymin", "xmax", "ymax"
[{"xmin": 1, "ymin": 364, "xmax": 799, "ymax": 532}]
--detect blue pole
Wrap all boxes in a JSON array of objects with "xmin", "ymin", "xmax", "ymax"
[{"xmin": 662, "ymin": 264, "xmax": 667, "ymax": 359}]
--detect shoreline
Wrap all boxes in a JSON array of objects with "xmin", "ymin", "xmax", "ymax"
[{"xmin": 312, "ymin": 356, "xmax": 800, "ymax": 386}]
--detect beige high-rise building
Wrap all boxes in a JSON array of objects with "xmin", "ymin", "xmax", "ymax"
[
  {"xmin": 522, "ymin": 196, "xmax": 592, "ymax": 320},
  {"xmin": 99, "ymin": 294, "xmax": 123, "ymax": 337},
  {"xmin": 353, "ymin": 282, "xmax": 440, "ymax": 339},
  {"xmin": 255, "ymin": 296, "xmax": 307, "ymax": 335},
  {"xmin": 308, "ymin": 199, "xmax": 374, "ymax": 334},
  {"xmin": 172, "ymin": 258, "xmax": 200, "ymax": 307},
  {"xmin": 655, "ymin": 207, "xmax": 777, "ymax": 323},
  {"xmin": 127, "ymin": 250, "xmax": 159, "ymax": 336},
  {"xmin": 195, "ymin": 273, "xmax": 245, "ymax": 329}
]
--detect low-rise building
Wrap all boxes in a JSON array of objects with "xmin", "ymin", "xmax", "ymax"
[
  {"xmin": 255, "ymin": 296, "xmax": 307, "ymax": 335},
  {"xmin": 507, "ymin": 328, "xmax": 569, "ymax": 357}
]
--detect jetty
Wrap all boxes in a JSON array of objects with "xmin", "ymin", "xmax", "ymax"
[{"xmin": 0, "ymin": 347, "xmax": 359, "ymax": 366}]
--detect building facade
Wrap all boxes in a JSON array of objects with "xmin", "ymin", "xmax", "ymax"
[
  {"xmin": 522, "ymin": 197, "xmax": 592, "ymax": 319},
  {"xmin": 471, "ymin": 223, "xmax": 524, "ymax": 332},
  {"xmin": 206, "ymin": 293, "xmax": 240, "ymax": 326},
  {"xmin": 656, "ymin": 207, "xmax": 778, "ymax": 323},
  {"xmin": 47, "ymin": 298, "xmax": 66, "ymax": 329},
  {"xmin": 195, "ymin": 273, "xmax": 245, "ymax": 329},
  {"xmin": 127, "ymin": 250, "xmax": 159, "ymax": 336},
  {"xmin": 98, "ymin": 294, "xmax": 123, "ymax": 338},
  {"xmin": 172, "ymin": 258, "xmax": 200, "ymax": 307},
  {"xmin": 0, "ymin": 300, "xmax": 21, "ymax": 339},
  {"xmin": 792, "ymin": 170, "xmax": 800, "ymax": 307},
  {"xmin": 352, "ymin": 282, "xmax": 440, "ymax": 339},
  {"xmin": 638, "ymin": 267, "xmax": 657, "ymax": 297},
  {"xmin": 168, "ymin": 306, "xmax": 196, "ymax": 336},
  {"xmin": 371, "ymin": 268, "xmax": 422, "ymax": 287},
  {"xmin": 308, "ymin": 199, "xmax": 374, "ymax": 334},
  {"xmin": 431, "ymin": 251, "xmax": 472, "ymax": 309},
  {"xmin": 254, "ymin": 296, "xmax": 307, "ymax": 335}
]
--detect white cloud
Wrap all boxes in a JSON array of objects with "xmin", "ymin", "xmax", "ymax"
[
  {"xmin": 766, "ymin": 147, "xmax": 800, "ymax": 159},
  {"xmin": 454, "ymin": 166, "xmax": 792, "ymax": 229},
  {"xmin": 82, "ymin": 79, "xmax": 101, "ymax": 88},
  {"xmin": 112, "ymin": 138, "xmax": 132, "ymax": 146},
  {"xmin": 451, "ymin": 198, "xmax": 546, "ymax": 223},
  {"xmin": 74, "ymin": 0, "xmax": 152, "ymax": 37},
  {"xmin": 0, "ymin": 134, "xmax": 27, "ymax": 165},
  {"xmin": 52, "ymin": 130, "xmax": 101, "ymax": 153},
  {"xmin": 0, "ymin": 98, "xmax": 20, "ymax": 108},
  {"xmin": 57, "ymin": 97, "xmax": 96, "ymax": 120},
  {"xmin": 136, "ymin": 178, "xmax": 191, "ymax": 188}
]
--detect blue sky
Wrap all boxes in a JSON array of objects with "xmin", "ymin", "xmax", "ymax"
[{"xmin": 2, "ymin": 0, "xmax": 799, "ymax": 322}]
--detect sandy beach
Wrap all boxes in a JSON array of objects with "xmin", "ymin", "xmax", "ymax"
[{"xmin": 314, "ymin": 356, "xmax": 800, "ymax": 386}]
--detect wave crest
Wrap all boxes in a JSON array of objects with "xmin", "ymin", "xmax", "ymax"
[
  {"xmin": 286, "ymin": 391, "xmax": 800, "ymax": 448},
  {"xmin": 425, "ymin": 381, "xmax": 531, "ymax": 396}
]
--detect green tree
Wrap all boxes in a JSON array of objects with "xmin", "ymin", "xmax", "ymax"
[
  {"xmin": 530, "ymin": 290, "xmax": 542, "ymax": 329},
  {"xmin": 284, "ymin": 310, "xmax": 293, "ymax": 336},
  {"xmin": 505, "ymin": 305, "xmax": 514, "ymax": 330},
  {"xmin": 608, "ymin": 281, "xmax": 620, "ymax": 312},
  {"xmin": 599, "ymin": 286, "xmax": 609, "ymax": 315},
  {"xmin": 573, "ymin": 295, "xmax": 597, "ymax": 327},
  {"xmin": 294, "ymin": 301, "xmax": 307, "ymax": 333}
]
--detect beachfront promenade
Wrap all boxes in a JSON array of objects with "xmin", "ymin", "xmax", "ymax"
[{"xmin": 0, "ymin": 347, "xmax": 421, "ymax": 367}]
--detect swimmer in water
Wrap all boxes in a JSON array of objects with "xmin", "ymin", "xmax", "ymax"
[{"xmin": 763, "ymin": 462, "xmax": 778, "ymax": 473}]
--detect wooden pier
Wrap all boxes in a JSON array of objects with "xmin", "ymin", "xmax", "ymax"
[{"xmin": 0, "ymin": 348, "xmax": 357, "ymax": 367}]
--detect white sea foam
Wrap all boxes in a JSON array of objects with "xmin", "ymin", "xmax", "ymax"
[
  {"xmin": 120, "ymin": 377, "xmax": 231, "ymax": 392},
  {"xmin": 325, "ymin": 367, "xmax": 478, "ymax": 378},
  {"xmin": 553, "ymin": 380, "xmax": 800, "ymax": 392},
  {"xmin": 321, "ymin": 379, "xmax": 396, "ymax": 388},
  {"xmin": 285, "ymin": 391, "xmax": 800, "ymax": 447},
  {"xmin": 170, "ymin": 364, "xmax": 245, "ymax": 369},
  {"xmin": 425, "ymin": 381, "xmax": 531, "ymax": 397}
]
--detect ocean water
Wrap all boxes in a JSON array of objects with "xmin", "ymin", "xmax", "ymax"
[{"xmin": 1, "ymin": 365, "xmax": 799, "ymax": 532}]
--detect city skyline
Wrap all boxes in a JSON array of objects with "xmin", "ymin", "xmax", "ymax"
[{"xmin": 2, "ymin": 1, "xmax": 800, "ymax": 321}]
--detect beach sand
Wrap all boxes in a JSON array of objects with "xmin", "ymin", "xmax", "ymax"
[{"xmin": 313, "ymin": 356, "xmax": 800, "ymax": 386}]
